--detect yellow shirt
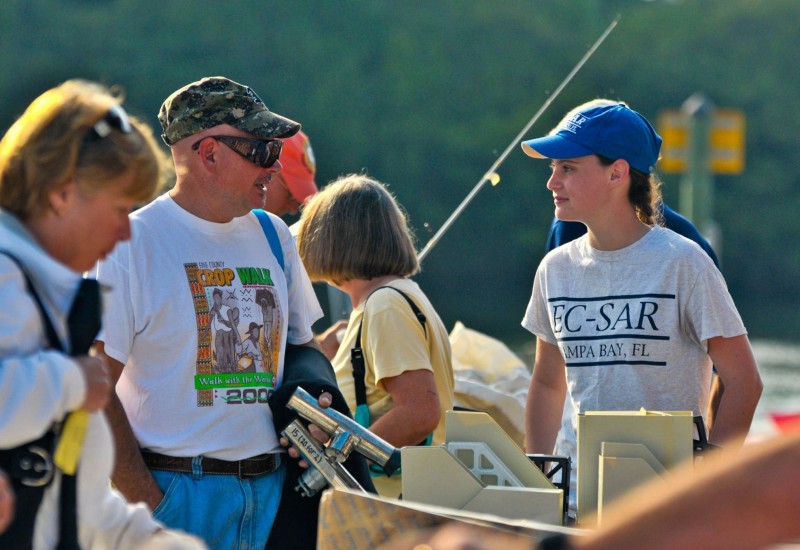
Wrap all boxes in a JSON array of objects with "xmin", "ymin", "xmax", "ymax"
[{"xmin": 332, "ymin": 279, "xmax": 455, "ymax": 497}]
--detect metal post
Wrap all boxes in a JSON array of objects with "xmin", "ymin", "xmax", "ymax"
[{"xmin": 680, "ymin": 93, "xmax": 720, "ymax": 253}]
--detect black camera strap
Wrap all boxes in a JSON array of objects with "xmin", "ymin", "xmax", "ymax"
[{"xmin": 351, "ymin": 285, "xmax": 427, "ymax": 412}]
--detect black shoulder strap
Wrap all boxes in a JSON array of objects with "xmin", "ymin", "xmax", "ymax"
[{"xmin": 351, "ymin": 286, "xmax": 427, "ymax": 408}]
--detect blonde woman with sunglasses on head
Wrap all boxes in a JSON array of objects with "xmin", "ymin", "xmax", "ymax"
[{"xmin": 0, "ymin": 79, "xmax": 203, "ymax": 549}]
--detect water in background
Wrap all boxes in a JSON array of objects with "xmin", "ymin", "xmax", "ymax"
[
  {"xmin": 750, "ymin": 339, "xmax": 800, "ymax": 439},
  {"xmin": 512, "ymin": 338, "xmax": 800, "ymax": 441}
]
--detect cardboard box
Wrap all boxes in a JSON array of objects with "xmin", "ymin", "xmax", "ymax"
[
  {"xmin": 577, "ymin": 410, "xmax": 693, "ymax": 525},
  {"xmin": 597, "ymin": 442, "xmax": 670, "ymax": 524},
  {"xmin": 401, "ymin": 411, "xmax": 563, "ymax": 524},
  {"xmin": 316, "ymin": 488, "xmax": 578, "ymax": 550}
]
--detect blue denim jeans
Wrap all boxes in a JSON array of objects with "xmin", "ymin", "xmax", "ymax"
[{"xmin": 151, "ymin": 456, "xmax": 285, "ymax": 550}]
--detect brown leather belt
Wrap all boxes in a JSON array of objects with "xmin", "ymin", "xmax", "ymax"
[{"xmin": 141, "ymin": 451, "xmax": 282, "ymax": 479}]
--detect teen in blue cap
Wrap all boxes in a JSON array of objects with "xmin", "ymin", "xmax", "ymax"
[
  {"xmin": 519, "ymin": 101, "xmax": 763, "ymax": 522},
  {"xmin": 539, "ymin": 99, "xmax": 724, "ymax": 519},
  {"xmin": 541, "ymin": 100, "xmax": 718, "ymax": 264}
]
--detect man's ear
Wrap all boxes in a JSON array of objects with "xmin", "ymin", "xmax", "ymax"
[{"xmin": 196, "ymin": 138, "xmax": 218, "ymax": 169}]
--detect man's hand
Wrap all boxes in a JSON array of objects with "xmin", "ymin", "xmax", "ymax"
[
  {"xmin": 279, "ymin": 391, "xmax": 333, "ymax": 468},
  {"xmin": 75, "ymin": 354, "xmax": 111, "ymax": 412},
  {"xmin": 94, "ymin": 341, "xmax": 164, "ymax": 510}
]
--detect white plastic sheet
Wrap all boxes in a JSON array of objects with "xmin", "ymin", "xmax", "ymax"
[{"xmin": 449, "ymin": 321, "xmax": 530, "ymax": 448}]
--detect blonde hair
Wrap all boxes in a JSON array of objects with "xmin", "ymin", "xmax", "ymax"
[
  {"xmin": 554, "ymin": 98, "xmax": 664, "ymax": 226},
  {"xmin": 0, "ymin": 79, "xmax": 168, "ymax": 220},
  {"xmin": 298, "ymin": 174, "xmax": 419, "ymax": 283}
]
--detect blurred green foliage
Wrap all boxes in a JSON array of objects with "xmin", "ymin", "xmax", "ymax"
[{"xmin": 2, "ymin": 0, "xmax": 798, "ymax": 346}]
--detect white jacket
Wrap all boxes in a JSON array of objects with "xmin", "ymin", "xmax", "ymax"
[{"xmin": 0, "ymin": 209, "xmax": 201, "ymax": 550}]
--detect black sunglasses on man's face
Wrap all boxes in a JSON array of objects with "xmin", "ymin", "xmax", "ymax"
[{"xmin": 191, "ymin": 135, "xmax": 283, "ymax": 168}]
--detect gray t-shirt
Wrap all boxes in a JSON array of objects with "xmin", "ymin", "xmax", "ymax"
[{"xmin": 522, "ymin": 225, "xmax": 745, "ymax": 464}]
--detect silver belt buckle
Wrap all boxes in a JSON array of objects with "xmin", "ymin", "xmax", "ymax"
[{"xmin": 19, "ymin": 445, "xmax": 55, "ymax": 487}]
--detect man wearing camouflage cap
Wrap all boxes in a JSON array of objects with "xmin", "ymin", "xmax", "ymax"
[{"xmin": 95, "ymin": 76, "xmax": 324, "ymax": 548}]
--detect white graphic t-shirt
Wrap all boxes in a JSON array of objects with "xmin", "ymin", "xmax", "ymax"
[{"xmin": 97, "ymin": 194, "xmax": 322, "ymax": 460}]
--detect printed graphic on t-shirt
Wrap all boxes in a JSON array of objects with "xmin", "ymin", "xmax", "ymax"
[
  {"xmin": 549, "ymin": 293, "xmax": 674, "ymax": 367},
  {"xmin": 184, "ymin": 262, "xmax": 282, "ymax": 407}
]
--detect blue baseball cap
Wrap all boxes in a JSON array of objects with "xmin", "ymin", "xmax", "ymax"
[{"xmin": 521, "ymin": 103, "xmax": 663, "ymax": 174}]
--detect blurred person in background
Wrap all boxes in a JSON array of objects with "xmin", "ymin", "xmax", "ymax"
[
  {"xmin": 264, "ymin": 129, "xmax": 317, "ymax": 218},
  {"xmin": 267, "ymin": 128, "xmax": 353, "ymax": 357}
]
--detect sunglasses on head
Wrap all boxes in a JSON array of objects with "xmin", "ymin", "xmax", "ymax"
[
  {"xmin": 83, "ymin": 104, "xmax": 133, "ymax": 146},
  {"xmin": 191, "ymin": 135, "xmax": 283, "ymax": 168}
]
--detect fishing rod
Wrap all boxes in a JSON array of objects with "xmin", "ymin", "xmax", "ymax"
[{"xmin": 417, "ymin": 15, "xmax": 621, "ymax": 263}]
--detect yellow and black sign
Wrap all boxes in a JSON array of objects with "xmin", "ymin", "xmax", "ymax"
[{"xmin": 658, "ymin": 108, "xmax": 745, "ymax": 174}]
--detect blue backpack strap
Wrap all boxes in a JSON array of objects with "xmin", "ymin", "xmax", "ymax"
[{"xmin": 253, "ymin": 209, "xmax": 284, "ymax": 271}]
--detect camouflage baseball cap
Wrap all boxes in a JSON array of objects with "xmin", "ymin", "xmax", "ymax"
[{"xmin": 158, "ymin": 76, "xmax": 300, "ymax": 146}]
